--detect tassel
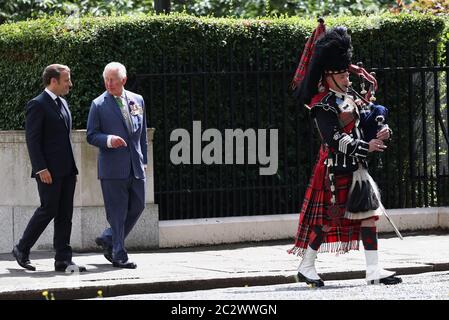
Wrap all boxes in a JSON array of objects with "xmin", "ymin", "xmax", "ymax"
[
  {"xmin": 343, "ymin": 155, "xmax": 347, "ymax": 168},
  {"xmin": 335, "ymin": 154, "xmax": 338, "ymax": 166}
]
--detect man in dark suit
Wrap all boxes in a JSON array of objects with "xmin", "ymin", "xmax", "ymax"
[
  {"xmin": 12, "ymin": 64, "xmax": 85, "ymax": 273},
  {"xmin": 87, "ymin": 62, "xmax": 147, "ymax": 269}
]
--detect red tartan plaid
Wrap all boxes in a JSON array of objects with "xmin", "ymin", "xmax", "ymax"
[
  {"xmin": 291, "ymin": 20, "xmax": 326, "ymax": 90},
  {"xmin": 289, "ymin": 168, "xmax": 362, "ymax": 257},
  {"xmin": 288, "ymin": 145, "xmax": 378, "ymax": 257}
]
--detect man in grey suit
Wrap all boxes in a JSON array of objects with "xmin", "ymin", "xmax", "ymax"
[{"xmin": 87, "ymin": 62, "xmax": 147, "ymax": 269}]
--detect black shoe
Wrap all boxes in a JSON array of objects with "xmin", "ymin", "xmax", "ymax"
[
  {"xmin": 12, "ymin": 245, "xmax": 36, "ymax": 271},
  {"xmin": 297, "ymin": 272, "xmax": 325, "ymax": 287},
  {"xmin": 112, "ymin": 260, "xmax": 137, "ymax": 269},
  {"xmin": 55, "ymin": 260, "xmax": 87, "ymax": 273},
  {"xmin": 95, "ymin": 237, "xmax": 113, "ymax": 263},
  {"xmin": 368, "ymin": 275, "xmax": 402, "ymax": 285}
]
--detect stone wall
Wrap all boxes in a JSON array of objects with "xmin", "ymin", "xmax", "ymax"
[{"xmin": 0, "ymin": 129, "xmax": 159, "ymax": 253}]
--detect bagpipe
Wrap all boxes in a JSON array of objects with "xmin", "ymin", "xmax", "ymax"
[
  {"xmin": 290, "ymin": 17, "xmax": 389, "ymax": 141},
  {"xmin": 348, "ymin": 63, "xmax": 389, "ymax": 142},
  {"xmin": 344, "ymin": 64, "xmax": 402, "ymax": 239}
]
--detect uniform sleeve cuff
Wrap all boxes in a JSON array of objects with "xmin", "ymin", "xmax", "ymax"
[{"xmin": 353, "ymin": 140, "xmax": 369, "ymax": 158}]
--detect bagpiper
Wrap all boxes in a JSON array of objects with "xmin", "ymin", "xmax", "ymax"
[{"xmin": 288, "ymin": 19, "xmax": 402, "ymax": 287}]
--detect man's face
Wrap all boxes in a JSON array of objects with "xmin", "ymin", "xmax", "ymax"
[
  {"xmin": 53, "ymin": 70, "xmax": 72, "ymax": 96},
  {"xmin": 104, "ymin": 69, "xmax": 127, "ymax": 97},
  {"xmin": 327, "ymin": 71, "xmax": 350, "ymax": 93}
]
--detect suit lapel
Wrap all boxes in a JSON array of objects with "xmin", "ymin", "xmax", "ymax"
[
  {"xmin": 125, "ymin": 90, "xmax": 143, "ymax": 134},
  {"xmin": 106, "ymin": 92, "xmax": 130, "ymax": 136},
  {"xmin": 124, "ymin": 90, "xmax": 135, "ymax": 133},
  {"xmin": 42, "ymin": 91, "xmax": 68, "ymax": 130}
]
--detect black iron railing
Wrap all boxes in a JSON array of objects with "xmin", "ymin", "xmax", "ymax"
[{"xmin": 129, "ymin": 43, "xmax": 449, "ymax": 220}]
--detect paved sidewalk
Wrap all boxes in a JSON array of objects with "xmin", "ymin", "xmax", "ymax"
[{"xmin": 0, "ymin": 232, "xmax": 448, "ymax": 299}]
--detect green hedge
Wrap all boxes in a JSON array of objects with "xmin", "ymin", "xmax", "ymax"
[
  {"xmin": 0, "ymin": 13, "xmax": 446, "ymax": 130},
  {"xmin": 1, "ymin": 13, "xmax": 448, "ymax": 217}
]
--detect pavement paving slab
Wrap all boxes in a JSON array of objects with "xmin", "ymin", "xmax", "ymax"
[{"xmin": 0, "ymin": 233, "xmax": 448, "ymax": 299}]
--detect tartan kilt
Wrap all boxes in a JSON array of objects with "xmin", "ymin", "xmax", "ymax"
[{"xmin": 289, "ymin": 158, "xmax": 377, "ymax": 257}]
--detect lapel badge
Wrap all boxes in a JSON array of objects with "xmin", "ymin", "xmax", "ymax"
[{"xmin": 129, "ymin": 100, "xmax": 143, "ymax": 116}]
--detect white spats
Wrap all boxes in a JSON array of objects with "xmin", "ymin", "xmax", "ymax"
[
  {"xmin": 298, "ymin": 246, "xmax": 322, "ymax": 281},
  {"xmin": 364, "ymin": 250, "xmax": 396, "ymax": 283}
]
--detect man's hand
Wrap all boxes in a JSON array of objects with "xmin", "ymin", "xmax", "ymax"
[
  {"xmin": 368, "ymin": 139, "xmax": 387, "ymax": 153},
  {"xmin": 376, "ymin": 127, "xmax": 391, "ymax": 141},
  {"xmin": 110, "ymin": 136, "xmax": 127, "ymax": 148},
  {"xmin": 38, "ymin": 169, "xmax": 53, "ymax": 184}
]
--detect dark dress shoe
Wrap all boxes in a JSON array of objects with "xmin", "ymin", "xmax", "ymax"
[
  {"xmin": 95, "ymin": 237, "xmax": 113, "ymax": 263},
  {"xmin": 368, "ymin": 275, "xmax": 403, "ymax": 285},
  {"xmin": 112, "ymin": 260, "xmax": 137, "ymax": 269},
  {"xmin": 297, "ymin": 272, "xmax": 325, "ymax": 288},
  {"xmin": 12, "ymin": 245, "xmax": 36, "ymax": 271},
  {"xmin": 55, "ymin": 260, "xmax": 87, "ymax": 273}
]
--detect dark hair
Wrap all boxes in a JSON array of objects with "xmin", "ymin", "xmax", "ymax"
[{"xmin": 42, "ymin": 64, "xmax": 70, "ymax": 86}]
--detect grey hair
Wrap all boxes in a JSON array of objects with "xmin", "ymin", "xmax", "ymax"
[{"xmin": 103, "ymin": 62, "xmax": 127, "ymax": 80}]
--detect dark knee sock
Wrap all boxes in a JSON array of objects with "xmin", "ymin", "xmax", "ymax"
[
  {"xmin": 308, "ymin": 226, "xmax": 325, "ymax": 250},
  {"xmin": 361, "ymin": 227, "xmax": 378, "ymax": 250}
]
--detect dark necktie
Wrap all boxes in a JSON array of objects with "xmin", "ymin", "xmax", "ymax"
[{"xmin": 55, "ymin": 97, "xmax": 69, "ymax": 129}]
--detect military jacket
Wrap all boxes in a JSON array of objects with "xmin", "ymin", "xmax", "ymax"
[{"xmin": 310, "ymin": 90, "xmax": 370, "ymax": 173}]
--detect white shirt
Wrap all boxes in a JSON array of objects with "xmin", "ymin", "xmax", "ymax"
[{"xmin": 45, "ymin": 87, "xmax": 59, "ymax": 101}]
